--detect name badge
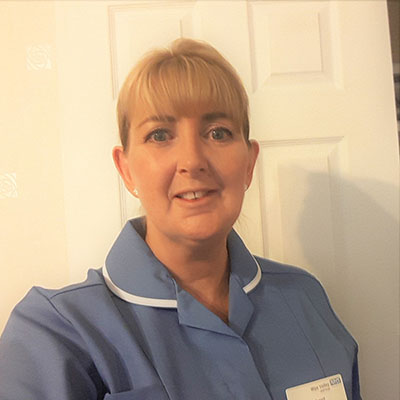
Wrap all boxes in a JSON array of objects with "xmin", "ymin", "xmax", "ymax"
[{"xmin": 286, "ymin": 374, "xmax": 348, "ymax": 400}]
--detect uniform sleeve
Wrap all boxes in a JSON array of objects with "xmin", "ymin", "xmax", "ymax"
[
  {"xmin": 352, "ymin": 347, "xmax": 362, "ymax": 400},
  {"xmin": 0, "ymin": 287, "xmax": 106, "ymax": 400},
  {"xmin": 301, "ymin": 275, "xmax": 363, "ymax": 400}
]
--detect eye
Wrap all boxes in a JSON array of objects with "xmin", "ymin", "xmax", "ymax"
[
  {"xmin": 209, "ymin": 127, "xmax": 233, "ymax": 141},
  {"xmin": 146, "ymin": 129, "xmax": 170, "ymax": 143}
]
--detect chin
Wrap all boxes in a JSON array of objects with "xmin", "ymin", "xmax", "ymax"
[{"xmin": 177, "ymin": 217, "xmax": 234, "ymax": 243}]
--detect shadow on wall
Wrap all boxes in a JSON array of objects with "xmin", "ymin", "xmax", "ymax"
[{"xmin": 298, "ymin": 171, "xmax": 399, "ymax": 398}]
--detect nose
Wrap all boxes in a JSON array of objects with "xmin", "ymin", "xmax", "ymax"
[{"xmin": 176, "ymin": 123, "xmax": 209, "ymax": 176}]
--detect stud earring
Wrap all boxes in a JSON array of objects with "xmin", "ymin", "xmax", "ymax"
[{"xmin": 133, "ymin": 188, "xmax": 139, "ymax": 197}]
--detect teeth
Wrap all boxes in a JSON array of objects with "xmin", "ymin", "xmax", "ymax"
[
  {"xmin": 180, "ymin": 192, "xmax": 196, "ymax": 200},
  {"xmin": 179, "ymin": 191, "xmax": 208, "ymax": 200}
]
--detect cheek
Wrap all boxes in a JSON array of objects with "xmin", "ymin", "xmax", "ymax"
[
  {"xmin": 131, "ymin": 153, "xmax": 173, "ymax": 198},
  {"xmin": 220, "ymin": 153, "xmax": 250, "ymax": 185}
]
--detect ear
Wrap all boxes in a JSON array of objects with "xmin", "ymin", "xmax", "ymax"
[
  {"xmin": 246, "ymin": 139, "xmax": 259, "ymax": 188},
  {"xmin": 112, "ymin": 146, "xmax": 138, "ymax": 198}
]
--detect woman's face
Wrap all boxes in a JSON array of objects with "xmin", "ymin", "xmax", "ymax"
[{"xmin": 113, "ymin": 102, "xmax": 259, "ymax": 248}]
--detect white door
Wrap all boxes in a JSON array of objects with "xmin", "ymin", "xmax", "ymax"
[
  {"xmin": 6, "ymin": 0, "xmax": 397, "ymax": 398},
  {"xmin": 243, "ymin": 2, "xmax": 400, "ymax": 398}
]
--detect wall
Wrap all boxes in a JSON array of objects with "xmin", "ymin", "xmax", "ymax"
[{"xmin": 0, "ymin": 1, "xmax": 69, "ymax": 333}]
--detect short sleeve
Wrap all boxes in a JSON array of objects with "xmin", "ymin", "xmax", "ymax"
[
  {"xmin": 352, "ymin": 346, "xmax": 362, "ymax": 399},
  {"xmin": 300, "ymin": 274, "xmax": 362, "ymax": 399},
  {"xmin": 0, "ymin": 287, "xmax": 106, "ymax": 400}
]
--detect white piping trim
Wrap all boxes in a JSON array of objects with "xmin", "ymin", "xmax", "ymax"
[
  {"xmin": 103, "ymin": 246, "xmax": 261, "ymax": 306},
  {"xmin": 243, "ymin": 255, "xmax": 262, "ymax": 294},
  {"xmin": 102, "ymin": 265, "xmax": 178, "ymax": 308}
]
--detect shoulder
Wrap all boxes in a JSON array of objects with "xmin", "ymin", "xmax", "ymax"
[
  {"xmin": 3, "ymin": 268, "xmax": 109, "ymax": 334},
  {"xmin": 34, "ymin": 268, "xmax": 106, "ymax": 300},
  {"xmin": 255, "ymin": 255, "xmax": 319, "ymax": 285},
  {"xmin": 254, "ymin": 255, "xmax": 329, "ymax": 301}
]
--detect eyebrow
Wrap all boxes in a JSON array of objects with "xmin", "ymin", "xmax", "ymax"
[
  {"xmin": 136, "ymin": 112, "xmax": 231, "ymax": 128},
  {"xmin": 201, "ymin": 112, "xmax": 231, "ymax": 122}
]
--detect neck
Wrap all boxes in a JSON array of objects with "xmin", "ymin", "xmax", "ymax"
[{"xmin": 145, "ymin": 227, "xmax": 231, "ymax": 323}]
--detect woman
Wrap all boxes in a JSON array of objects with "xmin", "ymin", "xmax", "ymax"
[{"xmin": 0, "ymin": 39, "xmax": 361, "ymax": 399}]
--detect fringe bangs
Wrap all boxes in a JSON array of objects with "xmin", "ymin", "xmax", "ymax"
[{"xmin": 135, "ymin": 56, "xmax": 244, "ymax": 130}]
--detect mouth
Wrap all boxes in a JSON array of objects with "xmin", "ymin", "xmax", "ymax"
[{"xmin": 175, "ymin": 190, "xmax": 215, "ymax": 201}]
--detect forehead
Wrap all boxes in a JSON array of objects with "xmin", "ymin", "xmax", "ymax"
[{"xmin": 130, "ymin": 97, "xmax": 238, "ymax": 128}]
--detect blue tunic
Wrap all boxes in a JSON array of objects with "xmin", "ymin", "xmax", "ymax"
[{"xmin": 0, "ymin": 218, "xmax": 361, "ymax": 399}]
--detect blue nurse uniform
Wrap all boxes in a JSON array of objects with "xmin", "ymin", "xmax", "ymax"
[{"xmin": 0, "ymin": 218, "xmax": 361, "ymax": 399}]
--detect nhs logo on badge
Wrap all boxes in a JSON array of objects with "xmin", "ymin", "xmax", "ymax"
[{"xmin": 330, "ymin": 376, "xmax": 342, "ymax": 386}]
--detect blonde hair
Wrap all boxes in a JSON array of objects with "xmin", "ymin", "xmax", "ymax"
[{"xmin": 117, "ymin": 38, "xmax": 249, "ymax": 150}]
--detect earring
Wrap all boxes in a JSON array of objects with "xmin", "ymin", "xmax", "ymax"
[
  {"xmin": 244, "ymin": 184, "xmax": 248, "ymax": 191},
  {"xmin": 133, "ymin": 188, "xmax": 139, "ymax": 197}
]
